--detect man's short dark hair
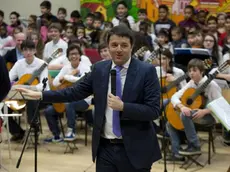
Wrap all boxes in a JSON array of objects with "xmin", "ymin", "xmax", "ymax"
[
  {"xmin": 0, "ymin": 10, "xmax": 4, "ymax": 17},
  {"xmin": 40, "ymin": 1, "xmax": 51, "ymax": 9},
  {"xmin": 48, "ymin": 23, "xmax": 62, "ymax": 33},
  {"xmin": 66, "ymin": 44, "xmax": 82, "ymax": 58},
  {"xmin": 107, "ymin": 25, "xmax": 135, "ymax": 46},
  {"xmin": 138, "ymin": 9, "xmax": 147, "ymax": 14},
  {"xmin": 21, "ymin": 40, "xmax": 35, "ymax": 50},
  {"xmin": 70, "ymin": 10, "xmax": 81, "ymax": 18},
  {"xmin": 185, "ymin": 5, "xmax": 195, "ymax": 14},
  {"xmin": 58, "ymin": 7, "xmax": 67, "ymax": 15},
  {"xmin": 187, "ymin": 58, "xmax": 205, "ymax": 73},
  {"xmin": 117, "ymin": 1, "xmax": 128, "ymax": 8},
  {"xmin": 98, "ymin": 42, "xmax": 108, "ymax": 54},
  {"xmin": 159, "ymin": 4, "xmax": 169, "ymax": 12}
]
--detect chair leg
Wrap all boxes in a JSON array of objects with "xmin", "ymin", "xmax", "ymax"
[
  {"xmin": 211, "ymin": 129, "xmax": 215, "ymax": 153},
  {"xmin": 208, "ymin": 128, "xmax": 211, "ymax": 164},
  {"xmin": 59, "ymin": 114, "xmax": 65, "ymax": 138},
  {"xmin": 85, "ymin": 119, "xmax": 88, "ymax": 146}
]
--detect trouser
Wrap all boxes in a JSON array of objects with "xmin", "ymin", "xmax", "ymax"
[
  {"xmin": 166, "ymin": 111, "xmax": 215, "ymax": 155},
  {"xmin": 45, "ymin": 100, "xmax": 89, "ymax": 137}
]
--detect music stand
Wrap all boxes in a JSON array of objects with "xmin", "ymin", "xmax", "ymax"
[{"xmin": 174, "ymin": 48, "xmax": 211, "ymax": 72}]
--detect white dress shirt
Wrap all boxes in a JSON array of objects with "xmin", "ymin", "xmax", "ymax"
[
  {"xmin": 155, "ymin": 66, "xmax": 187, "ymax": 89},
  {"xmin": 43, "ymin": 38, "xmax": 68, "ymax": 61},
  {"xmin": 102, "ymin": 57, "xmax": 131, "ymax": 139},
  {"xmin": 52, "ymin": 62, "xmax": 92, "ymax": 105},
  {"xmin": 171, "ymin": 76, "xmax": 222, "ymax": 107},
  {"xmin": 9, "ymin": 56, "xmax": 49, "ymax": 91},
  {"xmin": 52, "ymin": 62, "xmax": 90, "ymax": 87}
]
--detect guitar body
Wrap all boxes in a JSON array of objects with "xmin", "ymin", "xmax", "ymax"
[
  {"xmin": 161, "ymin": 77, "xmax": 177, "ymax": 99},
  {"xmin": 52, "ymin": 80, "xmax": 74, "ymax": 113},
  {"xmin": 180, "ymin": 88, "xmax": 203, "ymax": 109},
  {"xmin": 166, "ymin": 88, "xmax": 203, "ymax": 130},
  {"xmin": 166, "ymin": 103, "xmax": 184, "ymax": 130},
  {"xmin": 6, "ymin": 74, "xmax": 39, "ymax": 111},
  {"xmin": 16, "ymin": 74, "xmax": 39, "ymax": 85}
]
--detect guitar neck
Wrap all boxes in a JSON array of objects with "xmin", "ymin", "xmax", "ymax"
[
  {"xmin": 191, "ymin": 70, "xmax": 219, "ymax": 100},
  {"xmin": 165, "ymin": 73, "xmax": 188, "ymax": 91},
  {"xmin": 26, "ymin": 63, "xmax": 47, "ymax": 85}
]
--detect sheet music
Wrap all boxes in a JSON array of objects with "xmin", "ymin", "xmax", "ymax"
[
  {"xmin": 6, "ymin": 85, "xmax": 38, "ymax": 100},
  {"xmin": 207, "ymin": 97, "xmax": 230, "ymax": 131}
]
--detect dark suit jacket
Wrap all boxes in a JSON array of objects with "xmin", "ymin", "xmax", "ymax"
[
  {"xmin": 4, "ymin": 48, "xmax": 17, "ymax": 64},
  {"xmin": 0, "ymin": 56, "xmax": 11, "ymax": 101},
  {"xmin": 43, "ymin": 58, "xmax": 162, "ymax": 169}
]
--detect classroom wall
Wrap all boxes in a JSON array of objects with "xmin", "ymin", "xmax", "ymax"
[{"xmin": 1, "ymin": 0, "xmax": 80, "ymax": 23}]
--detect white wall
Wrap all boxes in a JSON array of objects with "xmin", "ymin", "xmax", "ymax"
[{"xmin": 1, "ymin": 0, "xmax": 80, "ymax": 23}]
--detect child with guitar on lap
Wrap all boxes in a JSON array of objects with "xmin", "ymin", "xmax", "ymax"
[
  {"xmin": 166, "ymin": 58, "xmax": 222, "ymax": 161},
  {"xmin": 8, "ymin": 40, "xmax": 49, "ymax": 141},
  {"xmin": 154, "ymin": 49, "xmax": 186, "ymax": 136},
  {"xmin": 44, "ymin": 44, "xmax": 91, "ymax": 142}
]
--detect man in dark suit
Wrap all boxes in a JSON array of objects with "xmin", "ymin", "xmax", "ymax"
[
  {"xmin": 4, "ymin": 32, "xmax": 26, "ymax": 68},
  {"xmin": 0, "ymin": 56, "xmax": 11, "ymax": 102},
  {"xmin": 18, "ymin": 25, "xmax": 161, "ymax": 172}
]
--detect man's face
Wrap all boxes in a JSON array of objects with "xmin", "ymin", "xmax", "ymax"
[
  {"xmin": 138, "ymin": 13, "xmax": 147, "ymax": 21},
  {"xmin": 171, "ymin": 31, "xmax": 181, "ymax": 41},
  {"xmin": 57, "ymin": 11, "xmax": 66, "ymax": 20},
  {"xmin": 86, "ymin": 17, "xmax": 94, "ymax": 26},
  {"xmin": 40, "ymin": 6, "xmax": 49, "ymax": 14},
  {"xmin": 117, "ymin": 4, "xmax": 127, "ymax": 17},
  {"xmin": 207, "ymin": 20, "xmax": 217, "ymax": 32},
  {"xmin": 23, "ymin": 48, "xmax": 36, "ymax": 61},
  {"xmin": 108, "ymin": 35, "xmax": 132, "ymax": 66},
  {"xmin": 184, "ymin": 8, "xmax": 193, "ymax": 19},
  {"xmin": 93, "ymin": 20, "xmax": 102, "ymax": 29},
  {"xmin": 15, "ymin": 33, "xmax": 25, "ymax": 49},
  {"xmin": 100, "ymin": 47, "xmax": 111, "ymax": 60},
  {"xmin": 66, "ymin": 28, "xmax": 73, "ymax": 38},
  {"xmin": 68, "ymin": 48, "xmax": 81, "ymax": 68},
  {"xmin": 159, "ymin": 8, "xmax": 167, "ymax": 20},
  {"xmin": 49, "ymin": 28, "xmax": 60, "ymax": 41},
  {"xmin": 187, "ymin": 35, "xmax": 197, "ymax": 46},
  {"xmin": 0, "ymin": 26, "xmax": 6, "ymax": 36},
  {"xmin": 189, "ymin": 67, "xmax": 203, "ymax": 83},
  {"xmin": 157, "ymin": 35, "xmax": 167, "ymax": 45}
]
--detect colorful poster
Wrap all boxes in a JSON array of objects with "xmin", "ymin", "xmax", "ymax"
[{"xmin": 80, "ymin": 0, "xmax": 230, "ymax": 24}]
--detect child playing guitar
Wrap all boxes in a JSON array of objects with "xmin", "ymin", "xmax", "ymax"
[
  {"xmin": 8, "ymin": 40, "xmax": 49, "ymax": 141},
  {"xmin": 167, "ymin": 58, "xmax": 222, "ymax": 161},
  {"xmin": 44, "ymin": 44, "xmax": 91, "ymax": 142}
]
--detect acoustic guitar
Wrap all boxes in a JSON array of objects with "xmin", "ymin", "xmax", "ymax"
[
  {"xmin": 7, "ymin": 62, "xmax": 14, "ymax": 71},
  {"xmin": 166, "ymin": 60, "xmax": 230, "ymax": 130},
  {"xmin": 6, "ymin": 48, "xmax": 62, "ymax": 111},
  {"xmin": 51, "ymin": 70, "xmax": 78, "ymax": 113}
]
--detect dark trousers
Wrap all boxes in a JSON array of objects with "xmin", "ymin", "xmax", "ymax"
[
  {"xmin": 96, "ymin": 139, "xmax": 151, "ymax": 172},
  {"xmin": 8, "ymin": 100, "xmax": 39, "ymax": 136}
]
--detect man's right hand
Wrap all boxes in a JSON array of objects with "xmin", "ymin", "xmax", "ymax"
[{"xmin": 16, "ymin": 88, "xmax": 42, "ymax": 100}]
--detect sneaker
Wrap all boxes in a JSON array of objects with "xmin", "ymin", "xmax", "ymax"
[
  {"xmin": 166, "ymin": 154, "xmax": 185, "ymax": 162},
  {"xmin": 64, "ymin": 128, "xmax": 77, "ymax": 141},
  {"xmin": 44, "ymin": 136, "xmax": 63, "ymax": 143},
  {"xmin": 179, "ymin": 147, "xmax": 201, "ymax": 156}
]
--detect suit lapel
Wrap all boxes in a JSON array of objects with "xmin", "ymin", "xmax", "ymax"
[
  {"xmin": 100, "ymin": 60, "xmax": 112, "ymax": 112},
  {"xmin": 122, "ymin": 58, "xmax": 138, "ymax": 101}
]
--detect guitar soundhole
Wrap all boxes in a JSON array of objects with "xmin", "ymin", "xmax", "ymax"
[
  {"xmin": 161, "ymin": 87, "xmax": 167, "ymax": 94},
  {"xmin": 187, "ymin": 98, "xmax": 193, "ymax": 105}
]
